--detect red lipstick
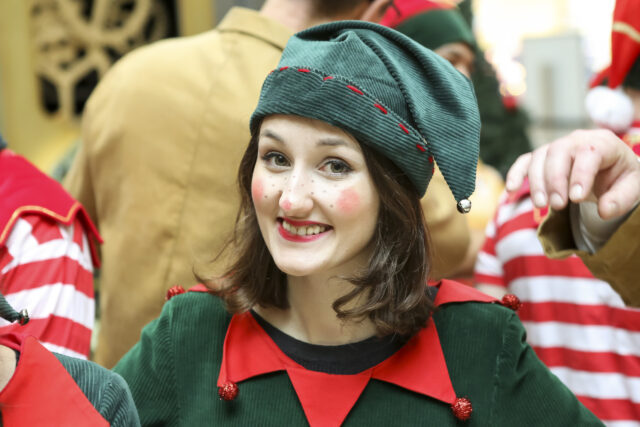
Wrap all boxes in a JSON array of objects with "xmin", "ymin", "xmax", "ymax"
[{"xmin": 277, "ymin": 218, "xmax": 331, "ymax": 242}]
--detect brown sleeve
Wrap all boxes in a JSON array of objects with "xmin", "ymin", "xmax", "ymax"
[{"xmin": 538, "ymin": 205, "xmax": 640, "ymax": 307}]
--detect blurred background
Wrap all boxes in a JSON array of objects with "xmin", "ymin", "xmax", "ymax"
[{"xmin": 0, "ymin": 0, "xmax": 615, "ymax": 175}]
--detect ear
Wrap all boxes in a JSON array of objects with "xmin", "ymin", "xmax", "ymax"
[{"xmin": 359, "ymin": 0, "xmax": 394, "ymax": 23}]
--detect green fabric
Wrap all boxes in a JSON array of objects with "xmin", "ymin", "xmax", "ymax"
[
  {"xmin": 250, "ymin": 21, "xmax": 480, "ymax": 202},
  {"xmin": 55, "ymin": 353, "xmax": 140, "ymax": 427},
  {"xmin": 114, "ymin": 292, "xmax": 602, "ymax": 426},
  {"xmin": 394, "ymin": 8, "xmax": 475, "ymax": 51}
]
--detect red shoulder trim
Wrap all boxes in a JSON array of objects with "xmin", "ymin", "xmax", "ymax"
[
  {"xmin": 188, "ymin": 284, "xmax": 210, "ymax": 293},
  {"xmin": 433, "ymin": 279, "xmax": 498, "ymax": 306},
  {"xmin": 0, "ymin": 150, "xmax": 102, "ymax": 266}
]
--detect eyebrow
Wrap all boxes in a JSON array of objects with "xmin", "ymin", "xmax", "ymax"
[
  {"xmin": 260, "ymin": 129, "xmax": 350, "ymax": 148},
  {"xmin": 316, "ymin": 137, "xmax": 348, "ymax": 147}
]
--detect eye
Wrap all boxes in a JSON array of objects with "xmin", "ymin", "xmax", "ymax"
[
  {"xmin": 262, "ymin": 152, "xmax": 290, "ymax": 168},
  {"xmin": 320, "ymin": 159, "xmax": 352, "ymax": 176}
]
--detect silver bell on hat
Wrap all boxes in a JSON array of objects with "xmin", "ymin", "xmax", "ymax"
[{"xmin": 457, "ymin": 199, "xmax": 472, "ymax": 214}]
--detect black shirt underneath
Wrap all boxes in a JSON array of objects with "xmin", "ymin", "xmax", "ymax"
[{"xmin": 250, "ymin": 310, "xmax": 408, "ymax": 375}]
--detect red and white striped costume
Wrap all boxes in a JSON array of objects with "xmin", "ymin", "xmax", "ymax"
[
  {"xmin": 0, "ymin": 150, "xmax": 101, "ymax": 360},
  {"xmin": 474, "ymin": 180, "xmax": 640, "ymax": 426}
]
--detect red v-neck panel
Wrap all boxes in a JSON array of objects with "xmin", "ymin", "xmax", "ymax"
[
  {"xmin": 0, "ymin": 335, "xmax": 109, "ymax": 426},
  {"xmin": 218, "ymin": 312, "xmax": 289, "ymax": 384},
  {"xmin": 216, "ymin": 280, "xmax": 497, "ymax": 426},
  {"xmin": 372, "ymin": 319, "xmax": 455, "ymax": 403}
]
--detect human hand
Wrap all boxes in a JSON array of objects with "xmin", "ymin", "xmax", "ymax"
[{"xmin": 505, "ymin": 129, "xmax": 640, "ymax": 220}]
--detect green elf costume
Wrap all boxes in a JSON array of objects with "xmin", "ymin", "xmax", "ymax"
[{"xmin": 114, "ymin": 22, "xmax": 602, "ymax": 426}]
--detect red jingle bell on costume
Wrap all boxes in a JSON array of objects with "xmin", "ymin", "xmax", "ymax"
[{"xmin": 166, "ymin": 285, "xmax": 186, "ymax": 301}]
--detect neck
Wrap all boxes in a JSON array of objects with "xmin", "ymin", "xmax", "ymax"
[
  {"xmin": 259, "ymin": 0, "xmax": 362, "ymax": 33},
  {"xmin": 255, "ymin": 273, "xmax": 377, "ymax": 345},
  {"xmin": 624, "ymin": 87, "xmax": 640, "ymax": 122}
]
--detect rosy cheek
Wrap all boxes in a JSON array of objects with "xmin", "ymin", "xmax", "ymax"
[
  {"xmin": 251, "ymin": 179, "xmax": 264, "ymax": 202},
  {"xmin": 336, "ymin": 188, "xmax": 360, "ymax": 214}
]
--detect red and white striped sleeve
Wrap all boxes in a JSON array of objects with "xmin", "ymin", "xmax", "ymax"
[
  {"xmin": 0, "ymin": 213, "xmax": 94, "ymax": 359},
  {"xmin": 474, "ymin": 193, "xmax": 507, "ymax": 297}
]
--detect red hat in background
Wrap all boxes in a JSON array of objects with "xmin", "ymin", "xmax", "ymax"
[
  {"xmin": 585, "ymin": 0, "xmax": 640, "ymax": 134},
  {"xmin": 608, "ymin": 0, "xmax": 640, "ymax": 89},
  {"xmin": 380, "ymin": 0, "xmax": 457, "ymax": 28}
]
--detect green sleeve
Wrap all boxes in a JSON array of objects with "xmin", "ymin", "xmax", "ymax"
[
  {"xmin": 98, "ymin": 373, "xmax": 141, "ymax": 427},
  {"xmin": 113, "ymin": 302, "xmax": 179, "ymax": 425},
  {"xmin": 490, "ymin": 313, "xmax": 604, "ymax": 426}
]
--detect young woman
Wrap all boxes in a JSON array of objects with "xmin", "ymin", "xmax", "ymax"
[{"xmin": 114, "ymin": 22, "xmax": 603, "ymax": 426}]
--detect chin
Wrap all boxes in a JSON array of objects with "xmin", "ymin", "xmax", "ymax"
[
  {"xmin": 272, "ymin": 257, "xmax": 322, "ymax": 278},
  {"xmin": 274, "ymin": 263, "xmax": 316, "ymax": 277}
]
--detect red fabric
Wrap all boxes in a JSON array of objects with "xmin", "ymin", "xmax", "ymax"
[
  {"xmin": 2, "ymin": 255, "xmax": 94, "ymax": 297},
  {"xmin": 217, "ymin": 280, "xmax": 497, "ymax": 427},
  {"xmin": 0, "ymin": 150, "xmax": 101, "ymax": 266},
  {"xmin": 0, "ymin": 316, "xmax": 92, "ymax": 357},
  {"xmin": 577, "ymin": 396, "xmax": 640, "ymax": 422},
  {"xmin": 380, "ymin": 0, "xmax": 455, "ymax": 28},
  {"xmin": 0, "ymin": 334, "xmax": 108, "ymax": 426},
  {"xmin": 0, "ymin": 213, "xmax": 95, "ymax": 358},
  {"xmin": 609, "ymin": 0, "xmax": 640, "ymax": 88},
  {"xmin": 533, "ymin": 346, "xmax": 640, "ymax": 377}
]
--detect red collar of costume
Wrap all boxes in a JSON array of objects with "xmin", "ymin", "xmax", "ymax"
[
  {"xmin": 0, "ymin": 333, "xmax": 109, "ymax": 426},
  {"xmin": 0, "ymin": 150, "xmax": 102, "ymax": 266},
  {"xmin": 214, "ymin": 280, "xmax": 496, "ymax": 426}
]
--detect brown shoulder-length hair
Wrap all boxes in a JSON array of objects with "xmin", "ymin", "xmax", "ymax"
[{"xmin": 199, "ymin": 129, "xmax": 435, "ymax": 338}]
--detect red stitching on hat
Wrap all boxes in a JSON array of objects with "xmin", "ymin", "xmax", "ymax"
[
  {"xmin": 374, "ymin": 104, "xmax": 388, "ymax": 114},
  {"xmin": 428, "ymin": 156, "xmax": 434, "ymax": 163},
  {"xmin": 399, "ymin": 123, "xmax": 410, "ymax": 134},
  {"xmin": 297, "ymin": 68, "xmax": 310, "ymax": 73},
  {"xmin": 432, "ymin": 167, "xmax": 435, "ymax": 174},
  {"xmin": 279, "ymin": 66, "xmax": 289, "ymax": 71},
  {"xmin": 323, "ymin": 76, "xmax": 334, "ymax": 81},
  {"xmin": 416, "ymin": 144, "xmax": 426, "ymax": 152},
  {"xmin": 347, "ymin": 85, "xmax": 364, "ymax": 95}
]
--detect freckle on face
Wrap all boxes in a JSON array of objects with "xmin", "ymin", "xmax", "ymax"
[
  {"xmin": 252, "ymin": 179, "xmax": 264, "ymax": 201},
  {"xmin": 337, "ymin": 188, "xmax": 360, "ymax": 213}
]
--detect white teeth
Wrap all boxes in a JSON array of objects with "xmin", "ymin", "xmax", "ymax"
[{"xmin": 282, "ymin": 220, "xmax": 327, "ymax": 236}]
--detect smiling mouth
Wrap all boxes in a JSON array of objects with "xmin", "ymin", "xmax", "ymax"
[{"xmin": 278, "ymin": 218, "xmax": 332, "ymax": 240}]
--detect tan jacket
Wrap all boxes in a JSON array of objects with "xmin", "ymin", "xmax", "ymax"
[
  {"xmin": 65, "ymin": 8, "xmax": 470, "ymax": 368},
  {"xmin": 539, "ymin": 205, "xmax": 640, "ymax": 308}
]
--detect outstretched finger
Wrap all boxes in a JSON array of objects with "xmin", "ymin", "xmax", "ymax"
[
  {"xmin": 527, "ymin": 145, "xmax": 550, "ymax": 208},
  {"xmin": 568, "ymin": 141, "xmax": 603, "ymax": 204},
  {"xmin": 543, "ymin": 137, "xmax": 574, "ymax": 210}
]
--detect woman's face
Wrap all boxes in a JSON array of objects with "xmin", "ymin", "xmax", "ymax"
[{"xmin": 252, "ymin": 115, "xmax": 380, "ymax": 278}]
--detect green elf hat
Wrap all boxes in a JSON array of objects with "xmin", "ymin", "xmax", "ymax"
[
  {"xmin": 250, "ymin": 21, "xmax": 480, "ymax": 213},
  {"xmin": 380, "ymin": 0, "xmax": 476, "ymax": 51}
]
